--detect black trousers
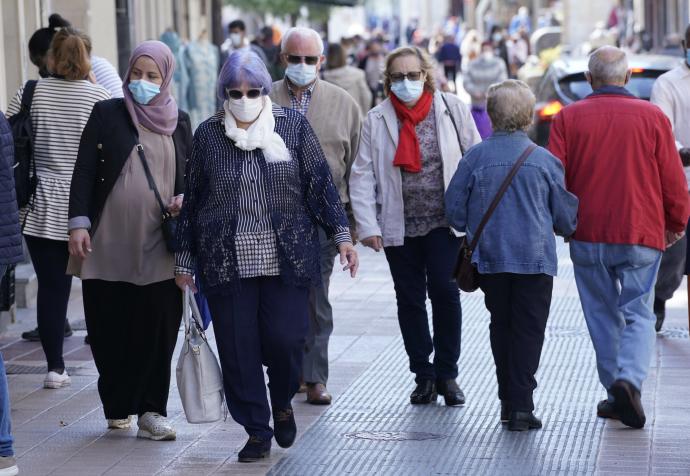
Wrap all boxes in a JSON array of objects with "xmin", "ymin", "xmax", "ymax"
[
  {"xmin": 82, "ymin": 279, "xmax": 181, "ymax": 419},
  {"xmin": 24, "ymin": 236, "xmax": 73, "ymax": 371},
  {"xmin": 479, "ymin": 273, "xmax": 553, "ymax": 412},
  {"xmin": 207, "ymin": 277, "xmax": 309, "ymax": 440},
  {"xmin": 384, "ymin": 228, "xmax": 462, "ymax": 383}
]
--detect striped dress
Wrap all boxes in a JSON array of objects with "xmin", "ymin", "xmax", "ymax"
[{"xmin": 6, "ymin": 77, "xmax": 110, "ymax": 241}]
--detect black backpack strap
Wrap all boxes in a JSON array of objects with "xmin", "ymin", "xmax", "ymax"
[{"xmin": 20, "ymin": 80, "xmax": 37, "ymax": 113}]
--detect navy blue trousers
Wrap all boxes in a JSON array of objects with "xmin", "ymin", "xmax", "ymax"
[
  {"xmin": 207, "ymin": 277, "xmax": 309, "ymax": 440},
  {"xmin": 384, "ymin": 227, "xmax": 462, "ymax": 384}
]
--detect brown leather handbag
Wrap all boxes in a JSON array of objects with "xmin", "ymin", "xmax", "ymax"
[{"xmin": 453, "ymin": 144, "xmax": 537, "ymax": 292}]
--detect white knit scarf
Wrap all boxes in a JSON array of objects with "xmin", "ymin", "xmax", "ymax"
[{"xmin": 223, "ymin": 96, "xmax": 290, "ymax": 163}]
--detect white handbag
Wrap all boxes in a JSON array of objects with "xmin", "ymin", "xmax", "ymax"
[{"xmin": 176, "ymin": 286, "xmax": 224, "ymax": 423}]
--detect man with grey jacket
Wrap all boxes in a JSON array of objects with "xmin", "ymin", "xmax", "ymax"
[{"xmin": 270, "ymin": 27, "xmax": 362, "ymax": 405}]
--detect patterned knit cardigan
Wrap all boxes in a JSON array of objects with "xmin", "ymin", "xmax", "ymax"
[{"xmin": 175, "ymin": 105, "xmax": 349, "ymax": 294}]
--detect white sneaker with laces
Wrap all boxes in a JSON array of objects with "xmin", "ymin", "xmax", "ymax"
[
  {"xmin": 44, "ymin": 370, "xmax": 71, "ymax": 389},
  {"xmin": 137, "ymin": 412, "xmax": 176, "ymax": 441},
  {"xmin": 107, "ymin": 416, "xmax": 133, "ymax": 429},
  {"xmin": 0, "ymin": 456, "xmax": 18, "ymax": 476}
]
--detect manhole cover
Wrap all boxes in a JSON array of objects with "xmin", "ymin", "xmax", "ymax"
[{"xmin": 345, "ymin": 431, "xmax": 446, "ymax": 441}]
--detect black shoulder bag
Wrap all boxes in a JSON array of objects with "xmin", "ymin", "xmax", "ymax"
[
  {"xmin": 9, "ymin": 80, "xmax": 38, "ymax": 208},
  {"xmin": 136, "ymin": 144, "xmax": 179, "ymax": 253}
]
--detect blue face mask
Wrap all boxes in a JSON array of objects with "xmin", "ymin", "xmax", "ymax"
[
  {"xmin": 128, "ymin": 79, "xmax": 161, "ymax": 105},
  {"xmin": 390, "ymin": 79, "xmax": 424, "ymax": 103},
  {"xmin": 286, "ymin": 63, "xmax": 318, "ymax": 87}
]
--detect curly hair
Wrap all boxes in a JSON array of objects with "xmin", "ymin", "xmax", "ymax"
[
  {"xmin": 383, "ymin": 46, "xmax": 436, "ymax": 97},
  {"xmin": 48, "ymin": 27, "xmax": 92, "ymax": 80}
]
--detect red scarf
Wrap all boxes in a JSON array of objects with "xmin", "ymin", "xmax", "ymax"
[{"xmin": 391, "ymin": 91, "xmax": 433, "ymax": 173}]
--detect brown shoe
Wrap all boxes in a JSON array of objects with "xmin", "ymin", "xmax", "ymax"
[
  {"xmin": 610, "ymin": 379, "xmax": 645, "ymax": 429},
  {"xmin": 596, "ymin": 399, "xmax": 619, "ymax": 420},
  {"xmin": 306, "ymin": 383, "xmax": 332, "ymax": 405},
  {"xmin": 297, "ymin": 379, "xmax": 307, "ymax": 394}
]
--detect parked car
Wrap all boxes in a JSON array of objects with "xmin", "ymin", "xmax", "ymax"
[{"xmin": 529, "ymin": 54, "xmax": 682, "ymax": 146}]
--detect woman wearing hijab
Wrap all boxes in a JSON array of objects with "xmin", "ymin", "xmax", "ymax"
[
  {"xmin": 349, "ymin": 46, "xmax": 481, "ymax": 406},
  {"xmin": 68, "ymin": 41, "xmax": 192, "ymax": 440},
  {"xmin": 175, "ymin": 50, "xmax": 358, "ymax": 462}
]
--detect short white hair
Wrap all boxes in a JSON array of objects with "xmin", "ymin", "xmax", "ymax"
[
  {"xmin": 487, "ymin": 79, "xmax": 536, "ymax": 132},
  {"xmin": 588, "ymin": 46, "xmax": 629, "ymax": 84},
  {"xmin": 281, "ymin": 27, "xmax": 324, "ymax": 55}
]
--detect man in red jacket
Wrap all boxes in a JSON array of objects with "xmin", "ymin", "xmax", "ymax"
[{"xmin": 549, "ymin": 46, "xmax": 689, "ymax": 430}]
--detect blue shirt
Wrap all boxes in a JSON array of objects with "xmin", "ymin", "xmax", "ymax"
[
  {"xmin": 445, "ymin": 131, "xmax": 578, "ymax": 276},
  {"xmin": 176, "ymin": 105, "xmax": 350, "ymax": 294}
]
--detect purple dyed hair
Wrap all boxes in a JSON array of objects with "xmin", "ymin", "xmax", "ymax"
[{"xmin": 217, "ymin": 49, "xmax": 273, "ymax": 101}]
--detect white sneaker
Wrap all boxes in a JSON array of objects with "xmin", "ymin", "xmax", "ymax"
[
  {"xmin": 0, "ymin": 456, "xmax": 18, "ymax": 476},
  {"xmin": 107, "ymin": 416, "xmax": 133, "ymax": 429},
  {"xmin": 136, "ymin": 412, "xmax": 176, "ymax": 441},
  {"xmin": 44, "ymin": 370, "xmax": 71, "ymax": 389}
]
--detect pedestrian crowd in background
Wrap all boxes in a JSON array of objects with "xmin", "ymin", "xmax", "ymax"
[{"xmin": 0, "ymin": 6, "xmax": 688, "ymax": 473}]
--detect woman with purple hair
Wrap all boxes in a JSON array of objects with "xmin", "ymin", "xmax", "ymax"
[
  {"xmin": 67, "ymin": 41, "xmax": 193, "ymax": 440},
  {"xmin": 174, "ymin": 49, "xmax": 359, "ymax": 462}
]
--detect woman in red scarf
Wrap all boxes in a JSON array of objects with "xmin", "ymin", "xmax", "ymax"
[{"xmin": 349, "ymin": 47, "xmax": 482, "ymax": 406}]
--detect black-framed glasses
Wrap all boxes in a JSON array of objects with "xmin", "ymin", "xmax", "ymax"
[
  {"xmin": 389, "ymin": 71, "xmax": 424, "ymax": 83},
  {"xmin": 286, "ymin": 54, "xmax": 320, "ymax": 65},
  {"xmin": 226, "ymin": 87, "xmax": 263, "ymax": 100}
]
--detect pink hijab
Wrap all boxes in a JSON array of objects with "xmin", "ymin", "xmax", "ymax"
[{"xmin": 123, "ymin": 41, "xmax": 178, "ymax": 136}]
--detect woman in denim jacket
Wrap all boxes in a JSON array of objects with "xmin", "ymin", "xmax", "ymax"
[{"xmin": 445, "ymin": 80, "xmax": 578, "ymax": 432}]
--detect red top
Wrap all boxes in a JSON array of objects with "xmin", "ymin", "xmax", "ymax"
[{"xmin": 548, "ymin": 92, "xmax": 689, "ymax": 251}]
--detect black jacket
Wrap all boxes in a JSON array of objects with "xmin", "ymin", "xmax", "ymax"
[
  {"xmin": 69, "ymin": 98, "xmax": 192, "ymax": 234},
  {"xmin": 0, "ymin": 115, "xmax": 23, "ymax": 266}
]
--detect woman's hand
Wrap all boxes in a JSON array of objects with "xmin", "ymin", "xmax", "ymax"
[
  {"xmin": 68, "ymin": 229, "xmax": 91, "ymax": 259},
  {"xmin": 338, "ymin": 242, "xmax": 359, "ymax": 278},
  {"xmin": 361, "ymin": 236, "xmax": 383, "ymax": 252},
  {"xmin": 167, "ymin": 194, "xmax": 184, "ymax": 217},
  {"xmin": 175, "ymin": 274, "xmax": 197, "ymax": 293}
]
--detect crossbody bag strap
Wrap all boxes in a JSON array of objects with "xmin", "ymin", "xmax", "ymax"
[
  {"xmin": 136, "ymin": 144, "xmax": 170, "ymax": 218},
  {"xmin": 440, "ymin": 93, "xmax": 465, "ymax": 155},
  {"xmin": 468, "ymin": 143, "xmax": 538, "ymax": 252}
]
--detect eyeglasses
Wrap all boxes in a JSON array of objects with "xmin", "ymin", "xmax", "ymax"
[
  {"xmin": 226, "ymin": 87, "xmax": 263, "ymax": 100},
  {"xmin": 286, "ymin": 54, "xmax": 320, "ymax": 65},
  {"xmin": 389, "ymin": 71, "xmax": 424, "ymax": 83}
]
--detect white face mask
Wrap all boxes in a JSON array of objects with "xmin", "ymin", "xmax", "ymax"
[
  {"xmin": 230, "ymin": 33, "xmax": 243, "ymax": 48},
  {"xmin": 227, "ymin": 96, "xmax": 264, "ymax": 122}
]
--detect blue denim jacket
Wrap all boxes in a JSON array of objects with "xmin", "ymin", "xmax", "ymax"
[{"xmin": 445, "ymin": 131, "xmax": 578, "ymax": 276}]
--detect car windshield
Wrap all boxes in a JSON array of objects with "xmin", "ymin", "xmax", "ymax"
[{"xmin": 559, "ymin": 72, "xmax": 664, "ymax": 101}]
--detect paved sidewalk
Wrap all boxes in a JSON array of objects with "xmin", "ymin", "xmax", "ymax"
[{"xmin": 2, "ymin": 242, "xmax": 689, "ymax": 475}]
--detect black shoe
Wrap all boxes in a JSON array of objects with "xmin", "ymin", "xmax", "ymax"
[
  {"xmin": 238, "ymin": 436, "xmax": 271, "ymax": 462},
  {"xmin": 610, "ymin": 379, "xmax": 645, "ymax": 429},
  {"xmin": 84, "ymin": 335, "xmax": 90, "ymax": 345},
  {"xmin": 22, "ymin": 322, "xmax": 73, "ymax": 341},
  {"xmin": 273, "ymin": 406, "xmax": 297, "ymax": 448},
  {"xmin": 596, "ymin": 399, "xmax": 619, "ymax": 420},
  {"xmin": 654, "ymin": 298, "xmax": 665, "ymax": 332},
  {"xmin": 410, "ymin": 380, "xmax": 437, "ymax": 404},
  {"xmin": 500, "ymin": 402, "xmax": 510, "ymax": 423},
  {"xmin": 508, "ymin": 411, "xmax": 542, "ymax": 431},
  {"xmin": 436, "ymin": 379, "xmax": 465, "ymax": 406}
]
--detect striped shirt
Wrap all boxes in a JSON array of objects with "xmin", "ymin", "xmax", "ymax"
[
  {"xmin": 287, "ymin": 79, "xmax": 316, "ymax": 116},
  {"xmin": 91, "ymin": 55, "xmax": 124, "ymax": 98},
  {"xmin": 6, "ymin": 77, "xmax": 110, "ymax": 241}
]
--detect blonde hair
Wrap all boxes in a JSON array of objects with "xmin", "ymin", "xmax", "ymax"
[
  {"xmin": 48, "ymin": 27, "xmax": 92, "ymax": 80},
  {"xmin": 383, "ymin": 46, "xmax": 436, "ymax": 96},
  {"xmin": 487, "ymin": 80, "xmax": 535, "ymax": 132}
]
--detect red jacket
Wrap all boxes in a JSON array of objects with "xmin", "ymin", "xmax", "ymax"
[{"xmin": 548, "ymin": 90, "xmax": 689, "ymax": 251}]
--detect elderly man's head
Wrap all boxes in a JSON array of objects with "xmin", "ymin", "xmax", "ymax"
[
  {"xmin": 487, "ymin": 80, "xmax": 535, "ymax": 132},
  {"xmin": 280, "ymin": 27, "xmax": 325, "ymax": 87},
  {"xmin": 586, "ymin": 46, "xmax": 630, "ymax": 88}
]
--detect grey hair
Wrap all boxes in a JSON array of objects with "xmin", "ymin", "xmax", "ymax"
[
  {"xmin": 280, "ymin": 27, "xmax": 324, "ymax": 55},
  {"xmin": 588, "ymin": 46, "xmax": 629, "ymax": 84},
  {"xmin": 487, "ymin": 79, "xmax": 536, "ymax": 132}
]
